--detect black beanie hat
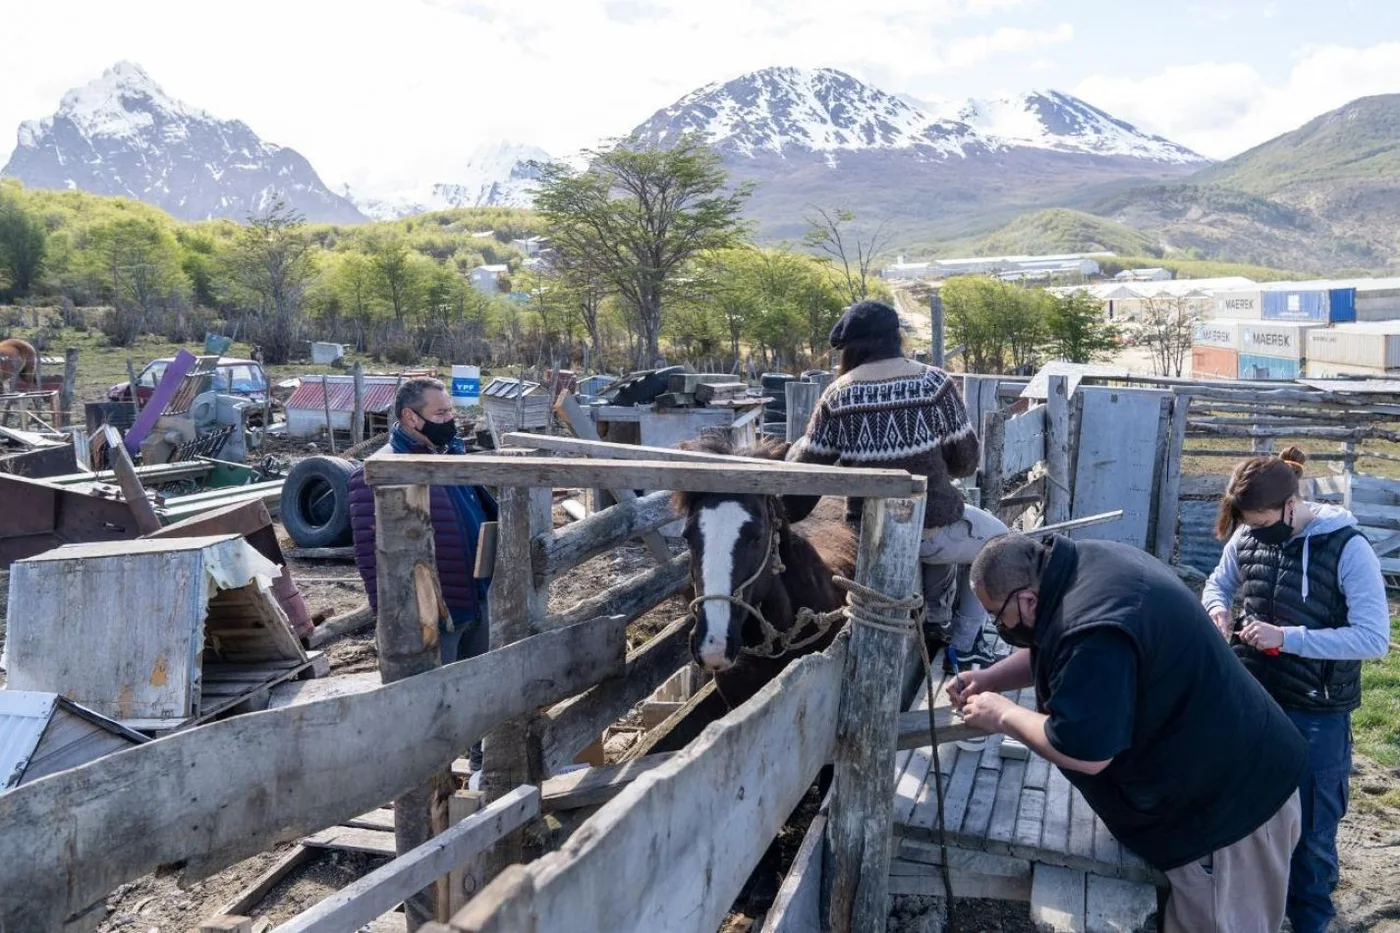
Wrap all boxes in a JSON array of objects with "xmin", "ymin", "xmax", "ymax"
[{"xmin": 829, "ymin": 300, "xmax": 900, "ymax": 348}]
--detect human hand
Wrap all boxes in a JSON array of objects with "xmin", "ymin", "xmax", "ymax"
[
  {"xmin": 947, "ymin": 669, "xmax": 990, "ymax": 710},
  {"xmin": 1240, "ymin": 619, "xmax": 1285, "ymax": 654},
  {"xmin": 1209, "ymin": 607, "xmax": 1232, "ymax": 641},
  {"xmin": 960, "ymin": 692, "xmax": 1016, "ymax": 734}
]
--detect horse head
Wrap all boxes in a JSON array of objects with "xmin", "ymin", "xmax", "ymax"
[{"xmin": 674, "ymin": 433, "xmax": 792, "ymax": 672}]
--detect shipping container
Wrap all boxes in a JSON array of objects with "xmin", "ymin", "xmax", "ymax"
[
  {"xmin": 1193, "ymin": 320, "xmax": 1242, "ymax": 350},
  {"xmin": 1238, "ymin": 322, "xmax": 1323, "ymax": 361},
  {"xmin": 1306, "ymin": 323, "xmax": 1400, "ymax": 370},
  {"xmin": 1238, "ymin": 353, "xmax": 1301, "ymax": 381},
  {"xmin": 1191, "ymin": 345, "xmax": 1239, "ymax": 380},
  {"xmin": 1213, "ymin": 289, "xmax": 1264, "ymax": 320},
  {"xmin": 1262, "ymin": 289, "xmax": 1330, "ymax": 322},
  {"xmin": 1356, "ymin": 287, "xmax": 1400, "ymax": 322},
  {"xmin": 1304, "ymin": 360, "xmax": 1399, "ymax": 379}
]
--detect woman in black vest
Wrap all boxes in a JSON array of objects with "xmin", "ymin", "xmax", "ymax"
[{"xmin": 1204, "ymin": 447, "xmax": 1390, "ymax": 933}]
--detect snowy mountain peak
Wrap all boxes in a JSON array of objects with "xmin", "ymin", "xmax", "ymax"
[
  {"xmin": 344, "ymin": 141, "xmax": 555, "ymax": 220},
  {"xmin": 630, "ymin": 66, "xmax": 980, "ymax": 160},
  {"xmin": 3, "ymin": 62, "xmax": 363, "ymax": 223},
  {"xmin": 954, "ymin": 89, "xmax": 1207, "ymax": 164}
]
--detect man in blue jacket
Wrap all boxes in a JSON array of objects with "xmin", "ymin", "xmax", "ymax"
[{"xmin": 958, "ymin": 533, "xmax": 1308, "ymax": 933}]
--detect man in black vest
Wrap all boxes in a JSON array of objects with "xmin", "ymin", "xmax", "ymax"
[{"xmin": 958, "ymin": 533, "xmax": 1308, "ymax": 932}]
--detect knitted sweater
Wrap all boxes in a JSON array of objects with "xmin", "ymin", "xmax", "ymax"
[{"xmin": 788, "ymin": 357, "xmax": 979, "ymax": 528}]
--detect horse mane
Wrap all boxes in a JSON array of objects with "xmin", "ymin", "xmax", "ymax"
[{"xmin": 671, "ymin": 430, "xmax": 789, "ymax": 514}]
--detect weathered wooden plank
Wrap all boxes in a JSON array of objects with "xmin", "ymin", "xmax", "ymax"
[
  {"xmin": 540, "ymin": 614, "xmax": 691, "ymax": 773},
  {"xmin": 1014, "ymin": 787, "xmax": 1048, "ymax": 856},
  {"xmin": 540, "ymin": 753, "xmax": 678, "ymax": 812},
  {"xmin": 1068, "ymin": 785, "xmax": 1097, "ymax": 863},
  {"xmin": 887, "ymin": 863, "xmax": 1033, "ymax": 901},
  {"xmin": 0, "ymin": 616, "xmax": 626, "ymax": 932},
  {"xmin": 960, "ymin": 767, "xmax": 1002, "ymax": 841},
  {"xmin": 363, "ymin": 453, "xmax": 920, "ymax": 499},
  {"xmin": 760, "ymin": 812, "xmax": 827, "ymax": 933},
  {"xmin": 445, "ymin": 791, "xmax": 485, "ymax": 916},
  {"xmin": 345, "ymin": 809, "xmax": 397, "ymax": 832},
  {"xmin": 1041, "ymin": 766, "xmax": 1072, "ymax": 854},
  {"xmin": 454, "ymin": 640, "xmax": 847, "ymax": 933},
  {"xmin": 533, "ymin": 490, "xmax": 674, "ymax": 579},
  {"xmin": 914, "ymin": 744, "xmax": 979, "ymax": 837},
  {"xmin": 1085, "ymin": 874, "xmax": 1158, "ymax": 933},
  {"xmin": 275, "ymin": 787, "xmax": 539, "ymax": 933},
  {"xmin": 896, "ymin": 707, "xmax": 987, "ymax": 750},
  {"xmin": 826, "ymin": 492, "xmax": 927, "ymax": 933},
  {"xmin": 1092, "ymin": 815, "xmax": 1121, "ymax": 869},
  {"xmin": 1024, "ymin": 753, "xmax": 1051, "ymax": 791},
  {"xmin": 1153, "ymin": 394, "xmax": 1191, "ymax": 561},
  {"xmin": 980, "ymin": 409, "xmax": 1008, "ymax": 516},
  {"xmin": 1044, "ymin": 375, "xmax": 1072, "ymax": 525},
  {"xmin": 987, "ymin": 757, "xmax": 1029, "ymax": 849},
  {"xmin": 893, "ymin": 680, "xmax": 937, "ymax": 826},
  {"xmin": 540, "ymin": 554, "xmax": 689, "ymax": 633},
  {"xmin": 305, "ymin": 826, "xmax": 397, "ymax": 856},
  {"xmin": 1031, "ymin": 865, "xmax": 1087, "ymax": 933},
  {"xmin": 785, "ymin": 381, "xmax": 823, "ymax": 443},
  {"xmin": 1002, "ymin": 405, "xmax": 1047, "ymax": 476},
  {"xmin": 503, "ymin": 433, "xmax": 804, "ymax": 466},
  {"xmin": 1070, "ymin": 388, "xmax": 1171, "ymax": 549},
  {"xmin": 211, "ymin": 847, "xmax": 317, "ymax": 919}
]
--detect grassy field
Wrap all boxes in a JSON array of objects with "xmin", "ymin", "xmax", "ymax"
[{"xmin": 1355, "ymin": 613, "xmax": 1400, "ymax": 808}]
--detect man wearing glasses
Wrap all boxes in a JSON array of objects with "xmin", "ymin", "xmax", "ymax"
[{"xmin": 955, "ymin": 533, "xmax": 1307, "ymax": 933}]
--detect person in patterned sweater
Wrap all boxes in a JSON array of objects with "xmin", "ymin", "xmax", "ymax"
[{"xmin": 786, "ymin": 299, "xmax": 1004, "ymax": 663}]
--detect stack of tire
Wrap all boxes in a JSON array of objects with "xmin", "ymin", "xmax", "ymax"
[
  {"xmin": 280, "ymin": 455, "xmax": 359, "ymax": 548},
  {"xmin": 760, "ymin": 373, "xmax": 794, "ymax": 438}
]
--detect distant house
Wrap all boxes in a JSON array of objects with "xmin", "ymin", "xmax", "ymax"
[
  {"xmin": 882, "ymin": 252, "xmax": 1108, "ymax": 282},
  {"xmin": 1115, "ymin": 267, "xmax": 1172, "ymax": 282},
  {"xmin": 510, "ymin": 235, "xmax": 549, "ymax": 257},
  {"xmin": 521, "ymin": 256, "xmax": 550, "ymax": 274},
  {"xmin": 469, "ymin": 264, "xmax": 509, "ymax": 295}
]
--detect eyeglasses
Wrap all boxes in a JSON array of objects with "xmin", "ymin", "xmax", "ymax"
[{"xmin": 992, "ymin": 587, "xmax": 1029, "ymax": 625}]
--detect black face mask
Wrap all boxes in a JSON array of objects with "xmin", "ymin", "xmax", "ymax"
[
  {"xmin": 993, "ymin": 587, "xmax": 1036, "ymax": 649},
  {"xmin": 416, "ymin": 415, "xmax": 458, "ymax": 448},
  {"xmin": 1249, "ymin": 520, "xmax": 1293, "ymax": 547}
]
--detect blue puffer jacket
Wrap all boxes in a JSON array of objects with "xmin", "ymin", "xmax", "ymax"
[{"xmin": 348, "ymin": 429, "xmax": 496, "ymax": 621}]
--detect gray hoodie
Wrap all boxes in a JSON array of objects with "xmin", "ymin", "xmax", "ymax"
[{"xmin": 1202, "ymin": 503, "xmax": 1391, "ymax": 660}]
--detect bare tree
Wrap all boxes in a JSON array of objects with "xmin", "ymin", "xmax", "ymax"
[
  {"xmin": 803, "ymin": 207, "xmax": 893, "ymax": 305},
  {"xmin": 229, "ymin": 199, "xmax": 315, "ymax": 363},
  {"xmin": 1140, "ymin": 296, "xmax": 1199, "ymax": 377}
]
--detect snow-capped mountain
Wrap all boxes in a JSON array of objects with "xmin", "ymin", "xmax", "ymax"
[
  {"xmin": 345, "ymin": 141, "xmax": 552, "ymax": 220},
  {"xmin": 628, "ymin": 66, "xmax": 1208, "ymax": 240},
  {"xmin": 2, "ymin": 62, "xmax": 364, "ymax": 224},
  {"xmin": 633, "ymin": 67, "xmax": 1205, "ymax": 166}
]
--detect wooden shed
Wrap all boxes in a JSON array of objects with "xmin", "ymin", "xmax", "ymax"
[
  {"xmin": 5, "ymin": 535, "xmax": 314, "ymax": 733},
  {"xmin": 0, "ymin": 691, "xmax": 148, "ymax": 791},
  {"xmin": 481, "ymin": 377, "xmax": 554, "ymax": 432}
]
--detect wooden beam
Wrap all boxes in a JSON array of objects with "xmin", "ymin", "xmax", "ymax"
[
  {"xmin": 553, "ymin": 394, "xmax": 670, "ymax": 565},
  {"xmin": 539, "ymin": 554, "xmax": 689, "ymax": 633},
  {"xmin": 363, "ymin": 453, "xmax": 921, "ymax": 500},
  {"xmin": 107, "ymin": 438, "xmax": 161, "ymax": 535},
  {"xmin": 1153, "ymin": 395, "xmax": 1191, "ymax": 562},
  {"xmin": 452, "ymin": 640, "xmax": 847, "ymax": 933},
  {"xmin": 825, "ymin": 493, "xmax": 927, "ymax": 933},
  {"xmin": 210, "ymin": 846, "xmax": 316, "ymax": 919},
  {"xmin": 501, "ymin": 433, "xmax": 759, "ymax": 464},
  {"xmin": 0, "ymin": 615, "xmax": 625, "ymax": 932},
  {"xmin": 273, "ymin": 787, "xmax": 540, "ymax": 933},
  {"xmin": 374, "ymin": 484, "xmax": 448, "ymax": 930},
  {"xmin": 1044, "ymin": 375, "xmax": 1072, "ymax": 526},
  {"xmin": 895, "ymin": 707, "xmax": 987, "ymax": 750},
  {"xmin": 761, "ymin": 811, "xmax": 827, "ymax": 933},
  {"xmin": 541, "ymin": 753, "xmax": 678, "ymax": 812},
  {"xmin": 540, "ymin": 614, "xmax": 692, "ymax": 774},
  {"xmin": 533, "ymin": 490, "xmax": 674, "ymax": 580}
]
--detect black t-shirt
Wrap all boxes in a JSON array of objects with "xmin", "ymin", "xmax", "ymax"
[{"xmin": 1043, "ymin": 630, "xmax": 1137, "ymax": 762}]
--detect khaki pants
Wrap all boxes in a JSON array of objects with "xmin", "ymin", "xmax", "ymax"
[{"xmin": 1162, "ymin": 790, "xmax": 1302, "ymax": 933}]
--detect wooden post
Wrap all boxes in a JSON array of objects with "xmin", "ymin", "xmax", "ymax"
[
  {"xmin": 321, "ymin": 376, "xmax": 338, "ymax": 454},
  {"xmin": 374, "ymin": 483, "xmax": 449, "ymax": 931},
  {"xmin": 60, "ymin": 348, "xmax": 78, "ymax": 429},
  {"xmin": 1044, "ymin": 374, "xmax": 1072, "ymax": 526},
  {"xmin": 1153, "ymin": 394, "xmax": 1191, "ymax": 562},
  {"xmin": 824, "ymin": 487, "xmax": 927, "ymax": 933},
  {"xmin": 980, "ymin": 408, "xmax": 1007, "ymax": 522},
  {"xmin": 126, "ymin": 358, "xmax": 143, "ymax": 421},
  {"xmin": 785, "ymin": 381, "xmax": 822, "ymax": 443},
  {"xmin": 446, "ymin": 790, "xmax": 486, "ymax": 915},
  {"xmin": 352, "ymin": 362, "xmax": 366, "ymax": 447},
  {"xmin": 480, "ymin": 483, "xmax": 553, "ymax": 881},
  {"xmin": 930, "ymin": 289, "xmax": 945, "ymax": 368}
]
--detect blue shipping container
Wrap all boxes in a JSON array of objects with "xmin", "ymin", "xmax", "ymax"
[
  {"xmin": 1238, "ymin": 353, "xmax": 1302, "ymax": 381},
  {"xmin": 1328, "ymin": 287, "xmax": 1357, "ymax": 323},
  {"xmin": 1262, "ymin": 289, "xmax": 1329, "ymax": 322}
]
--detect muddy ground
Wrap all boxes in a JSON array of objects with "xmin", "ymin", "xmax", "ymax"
[{"xmin": 4, "ymin": 505, "xmax": 1400, "ymax": 931}]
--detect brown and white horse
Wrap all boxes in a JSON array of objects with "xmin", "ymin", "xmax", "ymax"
[
  {"xmin": 0, "ymin": 338, "xmax": 37, "ymax": 393},
  {"xmin": 674, "ymin": 434, "xmax": 856, "ymax": 709}
]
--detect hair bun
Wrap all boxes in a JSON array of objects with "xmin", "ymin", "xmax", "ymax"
[{"xmin": 1279, "ymin": 445, "xmax": 1308, "ymax": 475}]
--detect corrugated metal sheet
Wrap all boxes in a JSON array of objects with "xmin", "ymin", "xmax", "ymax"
[
  {"xmin": 1330, "ymin": 288, "xmax": 1358, "ymax": 323},
  {"xmin": 482, "ymin": 377, "xmax": 544, "ymax": 400},
  {"xmin": 1191, "ymin": 346, "xmax": 1238, "ymax": 380},
  {"xmin": 285, "ymin": 377, "xmax": 398, "ymax": 414},
  {"xmin": 1194, "ymin": 320, "xmax": 1242, "ymax": 350},
  {"xmin": 1238, "ymin": 353, "xmax": 1301, "ymax": 381},
  {"xmin": 577, "ymin": 375, "xmax": 616, "ymax": 397},
  {"xmin": 1178, "ymin": 499, "xmax": 1227, "ymax": 576},
  {"xmin": 1239, "ymin": 322, "xmax": 1321, "ymax": 361},
  {"xmin": 0, "ymin": 691, "xmax": 57, "ymax": 789},
  {"xmin": 1263, "ymin": 289, "xmax": 1331, "ymax": 322},
  {"xmin": 1307, "ymin": 325, "xmax": 1400, "ymax": 370},
  {"xmin": 1213, "ymin": 290, "xmax": 1264, "ymax": 320}
]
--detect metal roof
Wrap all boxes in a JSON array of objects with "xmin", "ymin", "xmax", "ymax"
[
  {"xmin": 0, "ymin": 691, "xmax": 57, "ymax": 790},
  {"xmin": 482, "ymin": 377, "xmax": 544, "ymax": 399},
  {"xmin": 284, "ymin": 376, "xmax": 398, "ymax": 414}
]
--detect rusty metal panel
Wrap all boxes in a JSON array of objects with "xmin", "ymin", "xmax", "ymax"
[
  {"xmin": 0, "ymin": 473, "xmax": 139, "ymax": 569},
  {"xmin": 1178, "ymin": 499, "xmax": 1227, "ymax": 576}
]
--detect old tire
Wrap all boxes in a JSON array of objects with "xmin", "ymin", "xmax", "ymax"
[{"xmin": 282, "ymin": 455, "xmax": 356, "ymax": 548}]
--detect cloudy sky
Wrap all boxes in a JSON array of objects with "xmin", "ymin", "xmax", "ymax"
[{"xmin": 3, "ymin": 0, "xmax": 1399, "ymax": 196}]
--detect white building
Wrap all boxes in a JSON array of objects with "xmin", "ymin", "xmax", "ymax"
[
  {"xmin": 1115, "ymin": 267, "xmax": 1172, "ymax": 282},
  {"xmin": 883, "ymin": 252, "xmax": 1110, "ymax": 281},
  {"xmin": 510, "ymin": 236, "xmax": 549, "ymax": 257},
  {"xmin": 469, "ymin": 264, "xmax": 509, "ymax": 295}
]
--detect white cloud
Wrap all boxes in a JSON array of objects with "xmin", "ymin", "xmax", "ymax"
[
  {"xmin": 1075, "ymin": 41, "xmax": 1400, "ymax": 159},
  {"xmin": 937, "ymin": 23, "xmax": 1073, "ymax": 71}
]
